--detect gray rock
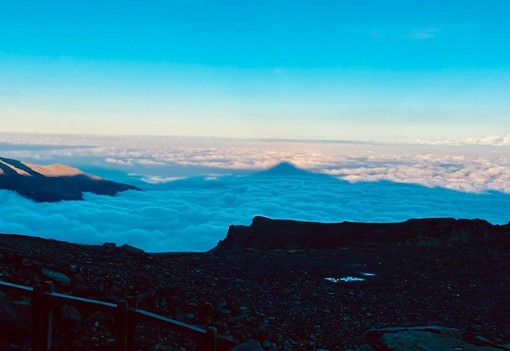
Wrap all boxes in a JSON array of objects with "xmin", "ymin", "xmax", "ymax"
[
  {"xmin": 175, "ymin": 312, "xmax": 195, "ymax": 323},
  {"xmin": 102, "ymin": 242, "xmax": 117, "ymax": 248},
  {"xmin": 362, "ymin": 326, "xmax": 504, "ymax": 351},
  {"xmin": 136, "ymin": 290, "xmax": 156, "ymax": 304},
  {"xmin": 364, "ymin": 326, "xmax": 463, "ymax": 340},
  {"xmin": 152, "ymin": 343, "xmax": 171, "ymax": 351},
  {"xmin": 21, "ymin": 257, "xmax": 36, "ymax": 267},
  {"xmin": 383, "ymin": 331, "xmax": 500, "ymax": 351},
  {"xmin": 262, "ymin": 340, "xmax": 272, "ymax": 347},
  {"xmin": 42, "ymin": 268, "xmax": 71, "ymax": 285},
  {"xmin": 263, "ymin": 340, "xmax": 276, "ymax": 350},
  {"xmin": 466, "ymin": 335, "xmax": 510, "ymax": 350},
  {"xmin": 121, "ymin": 244, "xmax": 145, "ymax": 255},
  {"xmin": 60, "ymin": 305, "xmax": 81, "ymax": 324},
  {"xmin": 229, "ymin": 340, "xmax": 264, "ymax": 351}
]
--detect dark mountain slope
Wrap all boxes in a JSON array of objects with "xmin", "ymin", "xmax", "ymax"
[
  {"xmin": 0, "ymin": 156, "xmax": 139, "ymax": 202},
  {"xmin": 213, "ymin": 216, "xmax": 510, "ymax": 251}
]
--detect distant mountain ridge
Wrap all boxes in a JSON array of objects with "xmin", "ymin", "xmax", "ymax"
[
  {"xmin": 212, "ymin": 216, "xmax": 510, "ymax": 251},
  {"xmin": 0, "ymin": 156, "xmax": 140, "ymax": 202}
]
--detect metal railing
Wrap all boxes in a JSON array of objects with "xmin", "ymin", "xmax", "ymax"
[{"xmin": 0, "ymin": 280, "xmax": 236, "ymax": 351}]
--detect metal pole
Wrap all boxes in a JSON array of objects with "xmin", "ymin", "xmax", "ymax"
[
  {"xmin": 127, "ymin": 297, "xmax": 137, "ymax": 351},
  {"xmin": 116, "ymin": 300, "xmax": 128, "ymax": 351},
  {"xmin": 42, "ymin": 281, "xmax": 54, "ymax": 350},
  {"xmin": 32, "ymin": 284, "xmax": 44, "ymax": 351},
  {"xmin": 203, "ymin": 327, "xmax": 218, "ymax": 351}
]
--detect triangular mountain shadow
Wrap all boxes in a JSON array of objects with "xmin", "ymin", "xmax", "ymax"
[{"xmin": 252, "ymin": 162, "xmax": 327, "ymax": 178}]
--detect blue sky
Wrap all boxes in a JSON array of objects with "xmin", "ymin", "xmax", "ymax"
[{"xmin": 1, "ymin": 0, "xmax": 510, "ymax": 140}]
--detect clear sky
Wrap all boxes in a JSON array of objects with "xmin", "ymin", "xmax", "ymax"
[{"xmin": 1, "ymin": 0, "xmax": 510, "ymax": 141}]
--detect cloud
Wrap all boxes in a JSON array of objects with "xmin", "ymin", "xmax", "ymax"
[
  {"xmin": 403, "ymin": 28, "xmax": 439, "ymax": 40},
  {"xmin": 105, "ymin": 158, "xmax": 133, "ymax": 166},
  {"xmin": 1, "ymin": 167, "xmax": 510, "ymax": 253},
  {"xmin": 141, "ymin": 176, "xmax": 185, "ymax": 184},
  {"xmin": 135, "ymin": 159, "xmax": 167, "ymax": 166},
  {"xmin": 2, "ymin": 133, "xmax": 510, "ymax": 252},
  {"xmin": 463, "ymin": 134, "xmax": 510, "ymax": 146},
  {"xmin": 3, "ymin": 132, "xmax": 510, "ymax": 193}
]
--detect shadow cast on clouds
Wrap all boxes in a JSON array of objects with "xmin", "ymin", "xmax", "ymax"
[{"xmin": 1, "ymin": 163, "xmax": 509, "ymax": 252}]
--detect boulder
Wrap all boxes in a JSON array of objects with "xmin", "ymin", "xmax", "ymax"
[
  {"xmin": 121, "ymin": 244, "xmax": 145, "ymax": 255},
  {"xmin": 361, "ymin": 326, "xmax": 507, "ymax": 351},
  {"xmin": 229, "ymin": 339, "xmax": 264, "ymax": 351},
  {"xmin": 42, "ymin": 268, "xmax": 71, "ymax": 286}
]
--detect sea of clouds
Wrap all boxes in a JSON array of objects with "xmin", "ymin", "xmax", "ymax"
[{"xmin": 1, "ymin": 133, "xmax": 510, "ymax": 252}]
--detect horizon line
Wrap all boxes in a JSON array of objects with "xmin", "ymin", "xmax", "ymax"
[{"xmin": 1, "ymin": 130, "xmax": 503, "ymax": 147}]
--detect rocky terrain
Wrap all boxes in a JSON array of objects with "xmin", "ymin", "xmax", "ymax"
[
  {"xmin": 1, "ymin": 227, "xmax": 509, "ymax": 350},
  {"xmin": 0, "ymin": 156, "xmax": 139, "ymax": 202}
]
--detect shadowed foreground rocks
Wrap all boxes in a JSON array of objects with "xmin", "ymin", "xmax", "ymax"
[{"xmin": 0, "ymin": 230, "xmax": 509, "ymax": 350}]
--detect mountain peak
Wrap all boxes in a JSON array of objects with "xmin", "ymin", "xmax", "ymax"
[
  {"xmin": 24, "ymin": 162, "xmax": 100, "ymax": 179},
  {"xmin": 0, "ymin": 156, "xmax": 139, "ymax": 202}
]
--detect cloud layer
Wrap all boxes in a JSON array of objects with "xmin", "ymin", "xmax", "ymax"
[
  {"xmin": 1, "ymin": 168, "xmax": 509, "ymax": 252},
  {"xmin": 1, "ymin": 133, "xmax": 510, "ymax": 252},
  {"xmin": 3, "ymin": 133, "xmax": 510, "ymax": 193}
]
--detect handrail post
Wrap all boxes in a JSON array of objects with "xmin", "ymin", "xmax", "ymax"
[
  {"xmin": 127, "ymin": 297, "xmax": 137, "ymax": 351},
  {"xmin": 0, "ymin": 280, "xmax": 235, "ymax": 351},
  {"xmin": 203, "ymin": 327, "xmax": 218, "ymax": 351},
  {"xmin": 32, "ymin": 284, "xmax": 43, "ymax": 351},
  {"xmin": 116, "ymin": 300, "xmax": 128, "ymax": 351},
  {"xmin": 42, "ymin": 281, "xmax": 54, "ymax": 350}
]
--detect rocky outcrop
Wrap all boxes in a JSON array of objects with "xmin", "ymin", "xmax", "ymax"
[
  {"xmin": 212, "ymin": 216, "xmax": 510, "ymax": 251},
  {"xmin": 229, "ymin": 340, "xmax": 264, "ymax": 351},
  {"xmin": 0, "ymin": 156, "xmax": 139, "ymax": 202},
  {"xmin": 359, "ymin": 326, "xmax": 510, "ymax": 351}
]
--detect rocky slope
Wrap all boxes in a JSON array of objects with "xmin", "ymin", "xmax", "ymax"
[
  {"xmin": 0, "ymin": 156, "xmax": 139, "ymax": 202},
  {"xmin": 1, "ymin": 232, "xmax": 509, "ymax": 350},
  {"xmin": 213, "ymin": 216, "xmax": 510, "ymax": 251}
]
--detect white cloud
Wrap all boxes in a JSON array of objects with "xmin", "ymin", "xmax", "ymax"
[
  {"xmin": 135, "ymin": 159, "xmax": 167, "ymax": 166},
  {"xmin": 3, "ymin": 133, "xmax": 510, "ymax": 193},
  {"xmin": 2, "ymin": 133, "xmax": 510, "ymax": 252},
  {"xmin": 1, "ymin": 167, "xmax": 510, "ymax": 253},
  {"xmin": 105, "ymin": 157, "xmax": 133, "ymax": 166},
  {"xmin": 141, "ymin": 176, "xmax": 185, "ymax": 184},
  {"xmin": 463, "ymin": 134, "xmax": 510, "ymax": 146}
]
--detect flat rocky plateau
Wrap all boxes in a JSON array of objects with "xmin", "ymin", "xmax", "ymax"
[{"xmin": 0, "ymin": 233, "xmax": 509, "ymax": 350}]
